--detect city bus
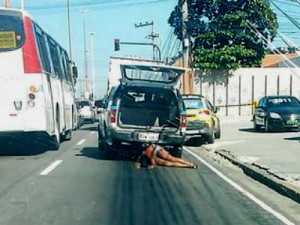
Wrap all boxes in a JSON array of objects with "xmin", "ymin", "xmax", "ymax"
[{"xmin": 0, "ymin": 8, "xmax": 77, "ymax": 150}]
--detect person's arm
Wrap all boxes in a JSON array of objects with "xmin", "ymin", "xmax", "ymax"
[
  {"xmin": 135, "ymin": 152, "xmax": 144, "ymax": 169},
  {"xmin": 147, "ymin": 157, "xmax": 157, "ymax": 169}
]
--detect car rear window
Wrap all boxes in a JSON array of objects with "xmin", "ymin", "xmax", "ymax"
[
  {"xmin": 121, "ymin": 65, "xmax": 183, "ymax": 84},
  {"xmin": 78, "ymin": 101, "xmax": 90, "ymax": 107},
  {"xmin": 0, "ymin": 10, "xmax": 25, "ymax": 52},
  {"xmin": 183, "ymin": 98, "xmax": 204, "ymax": 109}
]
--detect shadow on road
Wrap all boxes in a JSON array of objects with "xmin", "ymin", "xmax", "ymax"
[
  {"xmin": 239, "ymin": 128, "xmax": 264, "ymax": 133},
  {"xmin": 76, "ymin": 146, "xmax": 137, "ymax": 162},
  {"xmin": 239, "ymin": 128, "xmax": 297, "ymax": 134},
  {"xmin": 284, "ymin": 136, "xmax": 300, "ymax": 141},
  {"xmin": 0, "ymin": 137, "xmax": 50, "ymax": 156},
  {"xmin": 184, "ymin": 137, "xmax": 204, "ymax": 147}
]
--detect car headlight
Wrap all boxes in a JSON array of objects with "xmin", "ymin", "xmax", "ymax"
[{"xmin": 269, "ymin": 112, "xmax": 281, "ymax": 119}]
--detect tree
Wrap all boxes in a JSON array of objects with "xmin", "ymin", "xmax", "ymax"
[{"xmin": 168, "ymin": 0, "xmax": 279, "ymax": 82}]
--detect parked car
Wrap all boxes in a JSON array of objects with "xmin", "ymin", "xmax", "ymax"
[
  {"xmin": 253, "ymin": 95, "xmax": 300, "ymax": 132},
  {"xmin": 182, "ymin": 95, "xmax": 221, "ymax": 144},
  {"xmin": 98, "ymin": 64, "xmax": 187, "ymax": 157},
  {"xmin": 94, "ymin": 99, "xmax": 105, "ymax": 122},
  {"xmin": 78, "ymin": 100, "xmax": 95, "ymax": 124}
]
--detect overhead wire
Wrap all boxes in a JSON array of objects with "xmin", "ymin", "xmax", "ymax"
[
  {"xmin": 20, "ymin": 0, "xmax": 171, "ymax": 10},
  {"xmin": 247, "ymin": 21, "xmax": 300, "ymax": 79}
]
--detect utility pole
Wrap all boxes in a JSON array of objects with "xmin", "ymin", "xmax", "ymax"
[
  {"xmin": 80, "ymin": 9, "xmax": 89, "ymax": 99},
  {"xmin": 135, "ymin": 21, "xmax": 159, "ymax": 60},
  {"xmin": 89, "ymin": 32, "xmax": 96, "ymax": 101},
  {"xmin": 181, "ymin": 0, "xmax": 192, "ymax": 94},
  {"xmin": 3, "ymin": 0, "xmax": 10, "ymax": 7},
  {"xmin": 67, "ymin": 0, "xmax": 72, "ymax": 61}
]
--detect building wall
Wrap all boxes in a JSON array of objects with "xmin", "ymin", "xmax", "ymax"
[{"xmin": 194, "ymin": 68, "xmax": 300, "ymax": 116}]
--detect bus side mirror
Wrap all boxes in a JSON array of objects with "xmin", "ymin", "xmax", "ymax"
[{"xmin": 72, "ymin": 66, "xmax": 78, "ymax": 78}]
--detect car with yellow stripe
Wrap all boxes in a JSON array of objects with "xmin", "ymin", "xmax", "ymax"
[{"xmin": 182, "ymin": 95, "xmax": 221, "ymax": 144}]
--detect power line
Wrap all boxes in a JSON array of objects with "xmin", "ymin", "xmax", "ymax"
[
  {"xmin": 20, "ymin": 0, "xmax": 170, "ymax": 11},
  {"xmin": 270, "ymin": 0, "xmax": 300, "ymax": 30}
]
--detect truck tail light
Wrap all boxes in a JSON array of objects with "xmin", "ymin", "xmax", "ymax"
[
  {"xmin": 180, "ymin": 113, "xmax": 187, "ymax": 132},
  {"xmin": 110, "ymin": 109, "xmax": 117, "ymax": 124}
]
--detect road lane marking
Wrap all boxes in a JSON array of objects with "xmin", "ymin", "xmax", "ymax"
[
  {"xmin": 185, "ymin": 148, "xmax": 295, "ymax": 225},
  {"xmin": 91, "ymin": 131, "xmax": 96, "ymax": 135},
  {"xmin": 40, "ymin": 160, "xmax": 63, "ymax": 176},
  {"xmin": 76, "ymin": 139, "xmax": 86, "ymax": 146}
]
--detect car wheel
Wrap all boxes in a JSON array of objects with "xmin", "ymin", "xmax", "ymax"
[
  {"xmin": 215, "ymin": 125, "xmax": 221, "ymax": 139},
  {"xmin": 265, "ymin": 117, "xmax": 271, "ymax": 132},
  {"xmin": 253, "ymin": 119, "xmax": 262, "ymax": 131},
  {"xmin": 98, "ymin": 127, "xmax": 105, "ymax": 151},
  {"xmin": 170, "ymin": 146, "xmax": 183, "ymax": 158},
  {"xmin": 206, "ymin": 129, "xmax": 215, "ymax": 144}
]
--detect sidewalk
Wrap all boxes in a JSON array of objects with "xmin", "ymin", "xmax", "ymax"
[{"xmin": 203, "ymin": 116, "xmax": 300, "ymax": 204}]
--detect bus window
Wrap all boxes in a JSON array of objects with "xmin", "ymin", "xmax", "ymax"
[
  {"xmin": 34, "ymin": 26, "xmax": 51, "ymax": 73},
  {"xmin": 60, "ymin": 49, "xmax": 70, "ymax": 82},
  {"xmin": 48, "ymin": 38, "xmax": 63, "ymax": 79},
  {"xmin": 0, "ymin": 10, "xmax": 25, "ymax": 52}
]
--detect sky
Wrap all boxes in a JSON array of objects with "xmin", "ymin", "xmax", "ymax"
[
  {"xmin": 8, "ymin": 0, "xmax": 300, "ymax": 98},
  {"xmin": 10, "ymin": 0, "xmax": 180, "ymax": 99}
]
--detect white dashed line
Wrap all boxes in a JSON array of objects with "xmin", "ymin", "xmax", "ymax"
[
  {"xmin": 185, "ymin": 148, "xmax": 295, "ymax": 225},
  {"xmin": 76, "ymin": 139, "xmax": 86, "ymax": 146},
  {"xmin": 40, "ymin": 160, "xmax": 63, "ymax": 176}
]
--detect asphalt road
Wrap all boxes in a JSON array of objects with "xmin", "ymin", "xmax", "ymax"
[{"xmin": 0, "ymin": 124, "xmax": 298, "ymax": 225}]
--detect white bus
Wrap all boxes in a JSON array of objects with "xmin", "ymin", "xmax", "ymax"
[{"xmin": 0, "ymin": 8, "xmax": 77, "ymax": 150}]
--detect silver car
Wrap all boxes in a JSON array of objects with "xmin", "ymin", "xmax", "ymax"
[
  {"xmin": 98, "ymin": 64, "xmax": 187, "ymax": 158},
  {"xmin": 78, "ymin": 100, "xmax": 95, "ymax": 124}
]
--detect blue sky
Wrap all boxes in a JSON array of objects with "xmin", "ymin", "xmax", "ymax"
[
  {"xmin": 9, "ymin": 0, "xmax": 300, "ymax": 98},
  {"xmin": 11, "ymin": 0, "xmax": 179, "ymax": 98}
]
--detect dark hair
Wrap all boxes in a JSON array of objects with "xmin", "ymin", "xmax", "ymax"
[{"xmin": 139, "ymin": 155, "xmax": 151, "ymax": 167}]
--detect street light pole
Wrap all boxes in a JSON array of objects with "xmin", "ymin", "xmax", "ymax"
[
  {"xmin": 67, "ymin": 0, "xmax": 72, "ymax": 61},
  {"xmin": 89, "ymin": 32, "xmax": 96, "ymax": 101},
  {"xmin": 80, "ymin": 9, "xmax": 89, "ymax": 99},
  {"xmin": 20, "ymin": 0, "xmax": 24, "ymax": 10}
]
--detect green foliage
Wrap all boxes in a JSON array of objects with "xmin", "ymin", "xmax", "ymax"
[{"xmin": 168, "ymin": 0, "xmax": 279, "ymax": 71}]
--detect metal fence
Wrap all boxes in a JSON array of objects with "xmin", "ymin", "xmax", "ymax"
[{"xmin": 194, "ymin": 68, "xmax": 300, "ymax": 116}]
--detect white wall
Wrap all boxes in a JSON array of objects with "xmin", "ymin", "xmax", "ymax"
[{"xmin": 194, "ymin": 68, "xmax": 300, "ymax": 116}]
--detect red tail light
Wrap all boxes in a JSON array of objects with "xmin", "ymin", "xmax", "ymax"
[
  {"xmin": 110, "ymin": 109, "xmax": 117, "ymax": 123},
  {"xmin": 181, "ymin": 114, "xmax": 187, "ymax": 129},
  {"xmin": 22, "ymin": 17, "xmax": 41, "ymax": 73},
  {"xmin": 199, "ymin": 109, "xmax": 210, "ymax": 115}
]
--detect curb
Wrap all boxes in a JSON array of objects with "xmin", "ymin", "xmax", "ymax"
[{"xmin": 215, "ymin": 149, "xmax": 300, "ymax": 204}]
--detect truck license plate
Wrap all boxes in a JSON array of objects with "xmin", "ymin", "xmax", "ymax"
[{"xmin": 138, "ymin": 132, "xmax": 159, "ymax": 141}]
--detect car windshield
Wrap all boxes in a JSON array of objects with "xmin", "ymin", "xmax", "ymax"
[
  {"xmin": 183, "ymin": 98, "xmax": 204, "ymax": 109},
  {"xmin": 121, "ymin": 65, "xmax": 183, "ymax": 84},
  {"xmin": 266, "ymin": 97, "xmax": 300, "ymax": 107}
]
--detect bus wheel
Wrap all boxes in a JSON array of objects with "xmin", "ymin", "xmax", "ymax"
[
  {"xmin": 64, "ymin": 130, "xmax": 72, "ymax": 141},
  {"xmin": 51, "ymin": 112, "xmax": 60, "ymax": 150}
]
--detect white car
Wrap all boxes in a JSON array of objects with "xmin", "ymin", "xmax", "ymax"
[{"xmin": 78, "ymin": 100, "xmax": 95, "ymax": 123}]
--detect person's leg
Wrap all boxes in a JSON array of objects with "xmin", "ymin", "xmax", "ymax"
[
  {"xmin": 155, "ymin": 157, "xmax": 197, "ymax": 168},
  {"xmin": 158, "ymin": 149, "xmax": 196, "ymax": 166}
]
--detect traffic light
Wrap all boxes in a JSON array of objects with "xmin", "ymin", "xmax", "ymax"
[{"xmin": 114, "ymin": 39, "xmax": 120, "ymax": 51}]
